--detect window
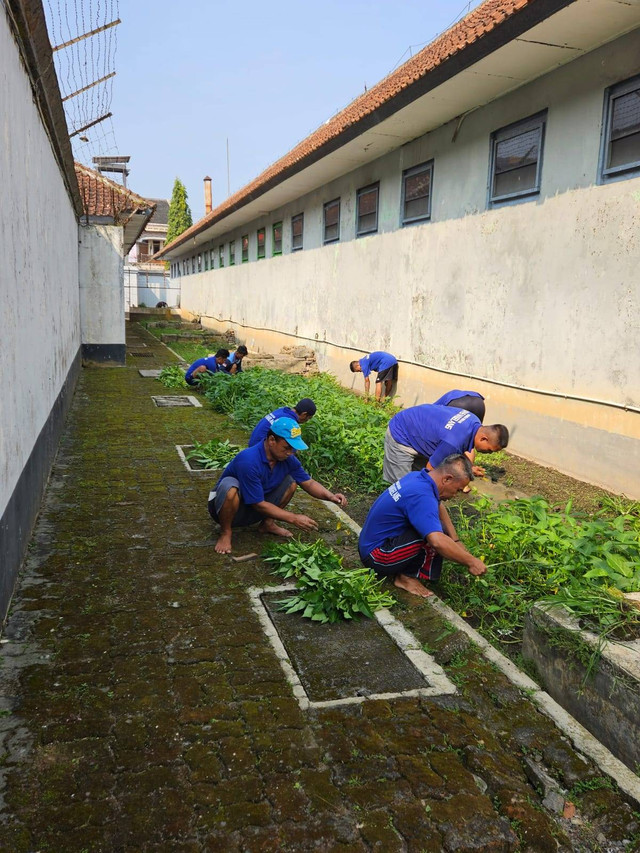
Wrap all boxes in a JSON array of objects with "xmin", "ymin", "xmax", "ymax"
[
  {"xmin": 229, "ymin": 240, "xmax": 236, "ymax": 265},
  {"xmin": 219, "ymin": 244, "xmax": 225, "ymax": 268},
  {"xmin": 257, "ymin": 228, "xmax": 266, "ymax": 259},
  {"xmin": 241, "ymin": 235, "xmax": 249, "ymax": 262},
  {"xmin": 272, "ymin": 222, "xmax": 283, "ymax": 255},
  {"xmin": 197, "ymin": 253, "xmax": 202, "ymax": 273},
  {"xmin": 210, "ymin": 248, "xmax": 215, "ymax": 269},
  {"xmin": 291, "ymin": 213, "xmax": 303, "ymax": 251},
  {"xmin": 489, "ymin": 112, "xmax": 546, "ymax": 204},
  {"xmin": 600, "ymin": 75, "xmax": 640, "ymax": 182},
  {"xmin": 191, "ymin": 256, "xmax": 196, "ymax": 274},
  {"xmin": 402, "ymin": 162, "xmax": 433, "ymax": 225},
  {"xmin": 356, "ymin": 183, "xmax": 379, "ymax": 236},
  {"xmin": 323, "ymin": 198, "xmax": 340, "ymax": 244},
  {"xmin": 204, "ymin": 251, "xmax": 209, "ymax": 271}
]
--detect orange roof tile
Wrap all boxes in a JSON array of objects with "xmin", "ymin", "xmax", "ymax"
[{"xmin": 75, "ymin": 162, "xmax": 152, "ymax": 222}]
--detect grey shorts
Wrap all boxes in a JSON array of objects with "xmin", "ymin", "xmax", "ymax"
[
  {"xmin": 382, "ymin": 426, "xmax": 423, "ymax": 483},
  {"xmin": 208, "ymin": 475, "xmax": 295, "ymax": 527},
  {"xmin": 376, "ymin": 363, "xmax": 398, "ymax": 383}
]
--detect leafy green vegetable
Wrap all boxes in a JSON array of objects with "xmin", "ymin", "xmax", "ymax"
[
  {"xmin": 263, "ymin": 538, "xmax": 395, "ymax": 623},
  {"xmin": 185, "ymin": 439, "xmax": 241, "ymax": 470},
  {"xmin": 157, "ymin": 365, "xmax": 188, "ymax": 388}
]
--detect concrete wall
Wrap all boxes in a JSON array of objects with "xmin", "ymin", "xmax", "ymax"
[
  {"xmin": 1, "ymin": 10, "xmax": 81, "ymax": 617},
  {"xmin": 177, "ymin": 29, "xmax": 640, "ymax": 497},
  {"xmin": 78, "ymin": 224, "xmax": 126, "ymax": 364}
]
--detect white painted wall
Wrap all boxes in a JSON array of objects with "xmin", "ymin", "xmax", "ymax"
[
  {"xmin": 0, "ymin": 12, "xmax": 81, "ymax": 515},
  {"xmin": 78, "ymin": 224, "xmax": 125, "ymax": 346}
]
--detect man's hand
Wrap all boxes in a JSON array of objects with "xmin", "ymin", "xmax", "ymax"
[
  {"xmin": 467, "ymin": 557, "xmax": 487, "ymax": 576},
  {"xmin": 331, "ymin": 493, "xmax": 348, "ymax": 506},
  {"xmin": 291, "ymin": 514, "xmax": 319, "ymax": 531},
  {"xmin": 472, "ymin": 465, "xmax": 485, "ymax": 477}
]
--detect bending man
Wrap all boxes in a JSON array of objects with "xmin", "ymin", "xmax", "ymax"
[
  {"xmin": 434, "ymin": 389, "xmax": 486, "ymax": 422},
  {"xmin": 209, "ymin": 417, "xmax": 346, "ymax": 554},
  {"xmin": 350, "ymin": 351, "xmax": 398, "ymax": 401},
  {"xmin": 185, "ymin": 349, "xmax": 230, "ymax": 386},
  {"xmin": 359, "ymin": 454, "xmax": 486, "ymax": 598},
  {"xmin": 249, "ymin": 398, "xmax": 316, "ymax": 447}
]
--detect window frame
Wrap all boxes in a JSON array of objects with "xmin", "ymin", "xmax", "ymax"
[
  {"xmin": 272, "ymin": 221, "xmax": 283, "ymax": 256},
  {"xmin": 219, "ymin": 244, "xmax": 225, "ymax": 268},
  {"xmin": 229, "ymin": 239, "xmax": 236, "ymax": 266},
  {"xmin": 197, "ymin": 253, "xmax": 202, "ymax": 273},
  {"xmin": 323, "ymin": 198, "xmax": 341, "ymax": 245},
  {"xmin": 488, "ymin": 111, "xmax": 547, "ymax": 206},
  {"xmin": 241, "ymin": 235, "xmax": 249, "ymax": 263},
  {"xmin": 204, "ymin": 250, "xmax": 209, "ymax": 272},
  {"xmin": 401, "ymin": 161, "xmax": 434, "ymax": 226},
  {"xmin": 291, "ymin": 213, "xmax": 304, "ymax": 251},
  {"xmin": 599, "ymin": 73, "xmax": 640, "ymax": 183},
  {"xmin": 355, "ymin": 183, "xmax": 379, "ymax": 237},
  {"xmin": 257, "ymin": 227, "xmax": 266, "ymax": 260}
]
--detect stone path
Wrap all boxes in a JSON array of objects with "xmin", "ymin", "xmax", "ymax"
[{"xmin": 0, "ymin": 324, "xmax": 638, "ymax": 852}]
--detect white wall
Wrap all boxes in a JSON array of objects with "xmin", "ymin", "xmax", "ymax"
[
  {"xmin": 0, "ymin": 11, "xmax": 81, "ymax": 515},
  {"xmin": 78, "ymin": 224, "xmax": 125, "ymax": 347}
]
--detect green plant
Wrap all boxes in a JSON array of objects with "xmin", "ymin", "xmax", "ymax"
[
  {"xmin": 263, "ymin": 538, "xmax": 395, "ymax": 623},
  {"xmin": 185, "ymin": 439, "xmax": 241, "ymax": 470},
  {"xmin": 165, "ymin": 177, "xmax": 193, "ymax": 246},
  {"xmin": 157, "ymin": 365, "xmax": 188, "ymax": 388}
]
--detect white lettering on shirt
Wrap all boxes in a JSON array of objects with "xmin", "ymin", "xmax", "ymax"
[
  {"xmin": 388, "ymin": 481, "xmax": 401, "ymax": 503},
  {"xmin": 444, "ymin": 410, "xmax": 471, "ymax": 431}
]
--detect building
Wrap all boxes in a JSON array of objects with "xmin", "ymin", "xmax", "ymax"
[
  {"xmin": 158, "ymin": 0, "xmax": 640, "ymax": 498},
  {"xmin": 124, "ymin": 198, "xmax": 180, "ymax": 309}
]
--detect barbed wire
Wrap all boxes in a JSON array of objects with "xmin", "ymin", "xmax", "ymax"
[{"xmin": 43, "ymin": 0, "xmax": 120, "ymax": 167}]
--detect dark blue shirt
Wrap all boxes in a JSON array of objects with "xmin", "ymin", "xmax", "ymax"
[
  {"xmin": 434, "ymin": 390, "xmax": 484, "ymax": 406},
  {"xmin": 221, "ymin": 351, "xmax": 243, "ymax": 373},
  {"xmin": 388, "ymin": 404, "xmax": 480, "ymax": 467},
  {"xmin": 359, "ymin": 470, "xmax": 442, "ymax": 557},
  {"xmin": 185, "ymin": 357, "xmax": 219, "ymax": 382},
  {"xmin": 359, "ymin": 351, "xmax": 397, "ymax": 378},
  {"xmin": 249, "ymin": 406, "xmax": 298, "ymax": 447},
  {"xmin": 217, "ymin": 441, "xmax": 310, "ymax": 505}
]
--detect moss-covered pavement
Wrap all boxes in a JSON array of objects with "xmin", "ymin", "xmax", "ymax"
[{"xmin": 0, "ymin": 324, "xmax": 638, "ymax": 852}]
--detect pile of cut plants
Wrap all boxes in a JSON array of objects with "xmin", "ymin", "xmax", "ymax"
[
  {"xmin": 157, "ymin": 365, "xmax": 188, "ymax": 388},
  {"xmin": 185, "ymin": 439, "xmax": 241, "ymax": 470},
  {"xmin": 443, "ymin": 494, "xmax": 640, "ymax": 656},
  {"xmin": 199, "ymin": 367, "xmax": 398, "ymax": 494}
]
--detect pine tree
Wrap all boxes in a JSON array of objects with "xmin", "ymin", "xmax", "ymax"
[{"xmin": 165, "ymin": 178, "xmax": 193, "ymax": 245}]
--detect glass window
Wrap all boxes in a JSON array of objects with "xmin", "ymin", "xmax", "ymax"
[
  {"xmin": 323, "ymin": 199, "xmax": 340, "ymax": 244},
  {"xmin": 489, "ymin": 112, "xmax": 546, "ymax": 204},
  {"xmin": 601, "ymin": 75, "xmax": 640, "ymax": 181},
  {"xmin": 204, "ymin": 250, "xmax": 209, "ymax": 271},
  {"xmin": 241, "ymin": 235, "xmax": 249, "ymax": 263},
  {"xmin": 257, "ymin": 228, "xmax": 266, "ymax": 259},
  {"xmin": 402, "ymin": 162, "xmax": 433, "ymax": 225},
  {"xmin": 197, "ymin": 253, "xmax": 202, "ymax": 273},
  {"xmin": 229, "ymin": 240, "xmax": 236, "ymax": 266},
  {"xmin": 219, "ymin": 245, "xmax": 224, "ymax": 268},
  {"xmin": 356, "ymin": 184, "xmax": 379, "ymax": 236},
  {"xmin": 291, "ymin": 213, "xmax": 303, "ymax": 251},
  {"xmin": 272, "ymin": 222, "xmax": 283, "ymax": 255},
  {"xmin": 191, "ymin": 256, "xmax": 195, "ymax": 274}
]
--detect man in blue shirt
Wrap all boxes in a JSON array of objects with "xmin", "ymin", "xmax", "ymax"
[
  {"xmin": 209, "ymin": 417, "xmax": 347, "ymax": 554},
  {"xmin": 434, "ymin": 389, "xmax": 485, "ymax": 422},
  {"xmin": 221, "ymin": 345, "xmax": 248, "ymax": 375},
  {"xmin": 359, "ymin": 454, "xmax": 486, "ymax": 597},
  {"xmin": 185, "ymin": 349, "xmax": 230, "ymax": 386},
  {"xmin": 350, "ymin": 351, "xmax": 398, "ymax": 401},
  {"xmin": 248, "ymin": 398, "xmax": 317, "ymax": 447},
  {"xmin": 384, "ymin": 403, "xmax": 508, "ymax": 483}
]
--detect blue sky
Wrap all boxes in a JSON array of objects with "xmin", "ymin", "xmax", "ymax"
[{"xmin": 112, "ymin": 1, "xmax": 481, "ymax": 219}]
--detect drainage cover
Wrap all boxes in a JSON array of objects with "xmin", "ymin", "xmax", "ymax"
[
  {"xmin": 129, "ymin": 351, "xmax": 154, "ymax": 357},
  {"xmin": 139, "ymin": 369, "xmax": 163, "ymax": 377},
  {"xmin": 151, "ymin": 395, "xmax": 202, "ymax": 408},
  {"xmin": 250, "ymin": 585, "xmax": 456, "ymax": 709}
]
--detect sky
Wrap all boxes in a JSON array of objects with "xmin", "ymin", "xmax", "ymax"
[{"xmin": 108, "ymin": 0, "xmax": 482, "ymax": 220}]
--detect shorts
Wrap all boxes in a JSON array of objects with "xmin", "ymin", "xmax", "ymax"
[
  {"xmin": 208, "ymin": 475, "xmax": 295, "ymax": 527},
  {"xmin": 376, "ymin": 363, "xmax": 399, "ymax": 383},
  {"xmin": 360, "ymin": 528, "xmax": 442, "ymax": 582}
]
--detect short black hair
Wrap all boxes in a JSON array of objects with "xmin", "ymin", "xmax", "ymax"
[
  {"xmin": 487, "ymin": 424, "xmax": 509, "ymax": 448},
  {"xmin": 236, "ymin": 345, "xmax": 248, "ymax": 355},
  {"xmin": 215, "ymin": 348, "xmax": 230, "ymax": 358},
  {"xmin": 295, "ymin": 398, "xmax": 316, "ymax": 416},
  {"xmin": 437, "ymin": 454, "xmax": 474, "ymax": 481},
  {"xmin": 349, "ymin": 360, "xmax": 359, "ymax": 372}
]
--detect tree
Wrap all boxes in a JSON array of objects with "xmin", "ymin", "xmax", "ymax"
[{"xmin": 165, "ymin": 178, "xmax": 193, "ymax": 246}]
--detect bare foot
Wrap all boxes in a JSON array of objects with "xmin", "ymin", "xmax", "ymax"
[
  {"xmin": 215, "ymin": 532, "xmax": 233, "ymax": 554},
  {"xmin": 258, "ymin": 519, "xmax": 293, "ymax": 538},
  {"xmin": 393, "ymin": 574, "xmax": 433, "ymax": 598}
]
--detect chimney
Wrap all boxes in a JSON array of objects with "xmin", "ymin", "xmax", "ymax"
[{"xmin": 204, "ymin": 176, "xmax": 212, "ymax": 215}]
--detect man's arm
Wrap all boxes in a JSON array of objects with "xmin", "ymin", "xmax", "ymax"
[
  {"xmin": 363, "ymin": 376, "xmax": 371, "ymax": 395},
  {"xmin": 251, "ymin": 500, "xmax": 318, "ymax": 531},
  {"xmin": 426, "ymin": 530, "xmax": 486, "ymax": 576},
  {"xmin": 299, "ymin": 479, "xmax": 347, "ymax": 506}
]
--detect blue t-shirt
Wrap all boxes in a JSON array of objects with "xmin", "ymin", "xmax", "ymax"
[
  {"xmin": 389, "ymin": 404, "xmax": 480, "ymax": 467},
  {"xmin": 434, "ymin": 390, "xmax": 484, "ymax": 406},
  {"xmin": 217, "ymin": 441, "xmax": 310, "ymax": 505},
  {"xmin": 249, "ymin": 406, "xmax": 298, "ymax": 447},
  {"xmin": 359, "ymin": 351, "xmax": 397, "ymax": 378},
  {"xmin": 185, "ymin": 356, "xmax": 219, "ymax": 382},
  {"xmin": 222, "ymin": 351, "xmax": 243, "ymax": 373},
  {"xmin": 359, "ymin": 470, "xmax": 442, "ymax": 557}
]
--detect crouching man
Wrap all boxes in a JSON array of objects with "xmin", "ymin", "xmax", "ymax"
[
  {"xmin": 209, "ymin": 417, "xmax": 347, "ymax": 554},
  {"xmin": 358, "ymin": 454, "xmax": 486, "ymax": 598}
]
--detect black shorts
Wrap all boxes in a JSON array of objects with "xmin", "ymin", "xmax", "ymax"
[
  {"xmin": 208, "ymin": 475, "xmax": 295, "ymax": 527},
  {"xmin": 360, "ymin": 528, "xmax": 442, "ymax": 581},
  {"xmin": 376, "ymin": 363, "xmax": 399, "ymax": 383}
]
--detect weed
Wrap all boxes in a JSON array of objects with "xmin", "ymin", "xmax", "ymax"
[
  {"xmin": 186, "ymin": 439, "xmax": 241, "ymax": 470},
  {"xmin": 157, "ymin": 365, "xmax": 188, "ymax": 388}
]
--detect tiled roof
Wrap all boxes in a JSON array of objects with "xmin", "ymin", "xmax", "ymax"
[
  {"xmin": 160, "ymin": 0, "xmax": 539, "ymax": 255},
  {"xmin": 75, "ymin": 163, "xmax": 153, "ymax": 222},
  {"xmin": 149, "ymin": 199, "xmax": 170, "ymax": 225}
]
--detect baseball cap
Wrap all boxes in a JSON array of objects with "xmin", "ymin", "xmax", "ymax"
[
  {"xmin": 295, "ymin": 398, "xmax": 316, "ymax": 416},
  {"xmin": 270, "ymin": 417, "xmax": 308, "ymax": 450}
]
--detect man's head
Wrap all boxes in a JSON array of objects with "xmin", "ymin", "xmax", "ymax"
[
  {"xmin": 266, "ymin": 417, "xmax": 308, "ymax": 460},
  {"xmin": 474, "ymin": 424, "xmax": 509, "ymax": 454},
  {"xmin": 235, "ymin": 345, "xmax": 248, "ymax": 360},
  {"xmin": 430, "ymin": 454, "xmax": 474, "ymax": 500},
  {"xmin": 349, "ymin": 360, "xmax": 362, "ymax": 373},
  {"xmin": 294, "ymin": 398, "xmax": 316, "ymax": 424},
  {"xmin": 215, "ymin": 348, "xmax": 230, "ymax": 364}
]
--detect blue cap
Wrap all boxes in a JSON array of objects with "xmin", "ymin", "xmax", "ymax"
[{"xmin": 270, "ymin": 417, "xmax": 308, "ymax": 450}]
